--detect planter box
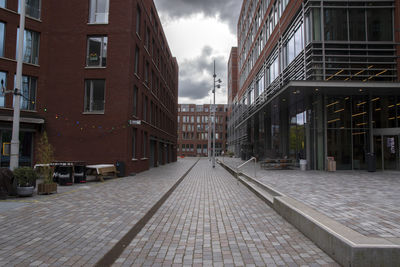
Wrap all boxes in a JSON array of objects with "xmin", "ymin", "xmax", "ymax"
[
  {"xmin": 17, "ymin": 186, "xmax": 34, "ymax": 197},
  {"xmin": 38, "ymin": 183, "xmax": 57, "ymax": 195}
]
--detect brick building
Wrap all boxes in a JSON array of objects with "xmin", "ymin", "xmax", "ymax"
[
  {"xmin": 0, "ymin": 0, "xmax": 178, "ymax": 173},
  {"xmin": 177, "ymin": 104, "xmax": 227, "ymax": 157},
  {"xmin": 227, "ymin": 47, "xmax": 238, "ymax": 153}
]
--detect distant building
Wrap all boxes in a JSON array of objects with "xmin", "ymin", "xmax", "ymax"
[
  {"xmin": 177, "ymin": 104, "xmax": 227, "ymax": 157},
  {"xmin": 229, "ymin": 0, "xmax": 400, "ymax": 170},
  {"xmin": 0, "ymin": 0, "xmax": 178, "ymax": 173}
]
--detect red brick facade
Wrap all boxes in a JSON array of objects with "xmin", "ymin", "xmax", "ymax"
[
  {"xmin": 177, "ymin": 104, "xmax": 227, "ymax": 157},
  {"xmin": 0, "ymin": 0, "xmax": 178, "ymax": 173}
]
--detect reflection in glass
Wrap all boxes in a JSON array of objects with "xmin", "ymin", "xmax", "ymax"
[
  {"xmin": 324, "ymin": 9, "xmax": 348, "ymax": 41},
  {"xmin": 367, "ymin": 9, "xmax": 392, "ymax": 41},
  {"xmin": 349, "ymin": 9, "xmax": 365, "ymax": 41},
  {"xmin": 0, "ymin": 71, "xmax": 5, "ymax": 107},
  {"xmin": 327, "ymin": 129, "xmax": 351, "ymax": 170},
  {"xmin": 85, "ymin": 80, "xmax": 105, "ymax": 112},
  {"xmin": 87, "ymin": 36, "xmax": 107, "ymax": 67},
  {"xmin": 89, "ymin": 0, "xmax": 109, "ymax": 24},
  {"xmin": 0, "ymin": 22, "xmax": 4, "ymax": 57}
]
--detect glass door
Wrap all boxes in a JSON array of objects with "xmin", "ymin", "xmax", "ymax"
[{"xmin": 383, "ymin": 136, "xmax": 399, "ymax": 170}]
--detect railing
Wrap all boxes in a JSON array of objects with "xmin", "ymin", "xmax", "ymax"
[{"xmin": 237, "ymin": 156, "xmax": 257, "ymax": 178}]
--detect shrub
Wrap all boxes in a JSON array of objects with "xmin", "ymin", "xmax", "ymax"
[{"xmin": 14, "ymin": 167, "xmax": 38, "ymax": 187}]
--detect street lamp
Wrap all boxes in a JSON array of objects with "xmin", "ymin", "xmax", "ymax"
[
  {"xmin": 212, "ymin": 60, "xmax": 222, "ymax": 168},
  {"xmin": 9, "ymin": 0, "xmax": 26, "ymax": 170}
]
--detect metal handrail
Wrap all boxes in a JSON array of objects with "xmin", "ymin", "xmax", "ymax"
[{"xmin": 237, "ymin": 156, "xmax": 257, "ymax": 178}]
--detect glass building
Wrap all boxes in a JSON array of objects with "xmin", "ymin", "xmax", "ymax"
[{"xmin": 228, "ymin": 0, "xmax": 400, "ymax": 170}]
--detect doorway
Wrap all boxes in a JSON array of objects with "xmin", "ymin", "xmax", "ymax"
[{"xmin": 374, "ymin": 135, "xmax": 399, "ymax": 170}]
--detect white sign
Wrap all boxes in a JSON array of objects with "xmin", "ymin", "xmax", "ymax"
[{"xmin": 129, "ymin": 120, "xmax": 141, "ymax": 125}]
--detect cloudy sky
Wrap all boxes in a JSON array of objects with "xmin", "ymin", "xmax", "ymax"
[{"xmin": 153, "ymin": 0, "xmax": 242, "ymax": 105}]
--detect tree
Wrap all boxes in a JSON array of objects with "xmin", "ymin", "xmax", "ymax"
[{"xmin": 36, "ymin": 132, "xmax": 54, "ymax": 184}]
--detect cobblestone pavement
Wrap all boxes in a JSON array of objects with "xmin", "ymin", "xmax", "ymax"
[
  {"xmin": 223, "ymin": 157, "xmax": 400, "ymax": 239},
  {"xmin": 114, "ymin": 159, "xmax": 338, "ymax": 267},
  {"xmin": 0, "ymin": 158, "xmax": 197, "ymax": 267}
]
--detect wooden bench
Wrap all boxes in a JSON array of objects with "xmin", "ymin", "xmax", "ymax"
[{"xmin": 86, "ymin": 164, "xmax": 118, "ymax": 182}]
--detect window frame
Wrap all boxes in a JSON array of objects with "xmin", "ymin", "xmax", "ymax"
[
  {"xmin": 86, "ymin": 35, "xmax": 108, "ymax": 67},
  {"xmin": 84, "ymin": 79, "xmax": 106, "ymax": 113},
  {"xmin": 88, "ymin": 0, "xmax": 109, "ymax": 24}
]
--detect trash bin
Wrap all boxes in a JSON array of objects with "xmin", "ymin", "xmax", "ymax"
[
  {"xmin": 366, "ymin": 153, "xmax": 376, "ymax": 172},
  {"xmin": 300, "ymin": 159, "xmax": 307, "ymax": 171},
  {"xmin": 74, "ymin": 165, "xmax": 86, "ymax": 183},
  {"xmin": 115, "ymin": 161, "xmax": 125, "ymax": 177},
  {"xmin": 327, "ymin": 157, "xmax": 336, "ymax": 172}
]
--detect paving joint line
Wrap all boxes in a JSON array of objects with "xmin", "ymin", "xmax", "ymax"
[{"xmin": 95, "ymin": 158, "xmax": 200, "ymax": 267}]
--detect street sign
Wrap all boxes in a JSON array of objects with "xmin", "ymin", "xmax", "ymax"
[{"xmin": 129, "ymin": 120, "xmax": 141, "ymax": 125}]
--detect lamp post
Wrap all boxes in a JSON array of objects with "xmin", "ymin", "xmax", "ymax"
[
  {"xmin": 208, "ymin": 99, "xmax": 211, "ymax": 161},
  {"xmin": 9, "ymin": 0, "xmax": 26, "ymax": 170},
  {"xmin": 212, "ymin": 60, "xmax": 221, "ymax": 168}
]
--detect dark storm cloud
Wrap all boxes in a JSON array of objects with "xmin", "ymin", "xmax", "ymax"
[
  {"xmin": 154, "ymin": 0, "xmax": 242, "ymax": 34},
  {"xmin": 179, "ymin": 46, "xmax": 226, "ymax": 101}
]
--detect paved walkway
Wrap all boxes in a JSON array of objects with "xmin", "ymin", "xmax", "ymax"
[
  {"xmin": 223, "ymin": 157, "xmax": 400, "ymax": 241},
  {"xmin": 0, "ymin": 158, "xmax": 197, "ymax": 266},
  {"xmin": 113, "ymin": 159, "xmax": 337, "ymax": 266}
]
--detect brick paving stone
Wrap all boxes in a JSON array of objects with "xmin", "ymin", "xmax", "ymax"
[
  {"xmin": 223, "ymin": 157, "xmax": 400, "ymax": 239},
  {"xmin": 0, "ymin": 158, "xmax": 197, "ymax": 266},
  {"xmin": 114, "ymin": 159, "xmax": 338, "ymax": 266}
]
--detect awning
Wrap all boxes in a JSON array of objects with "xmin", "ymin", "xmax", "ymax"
[{"xmin": 0, "ymin": 115, "xmax": 45, "ymax": 124}]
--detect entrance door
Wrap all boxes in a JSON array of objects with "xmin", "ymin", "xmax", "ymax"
[{"xmin": 374, "ymin": 135, "xmax": 399, "ymax": 170}]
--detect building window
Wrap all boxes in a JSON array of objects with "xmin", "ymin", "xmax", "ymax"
[
  {"xmin": 145, "ymin": 61, "xmax": 149, "ymax": 83},
  {"xmin": 0, "ymin": 22, "xmax": 4, "ymax": 57},
  {"xmin": 133, "ymin": 85, "xmax": 138, "ymax": 116},
  {"xmin": 84, "ymin": 80, "xmax": 105, "ymax": 113},
  {"xmin": 0, "ymin": 0, "xmax": 5, "ymax": 8},
  {"xmin": 367, "ymin": 9, "xmax": 392, "ymax": 41},
  {"xmin": 143, "ymin": 95, "xmax": 147, "ymax": 121},
  {"xmin": 89, "ymin": 0, "xmax": 109, "ymax": 24},
  {"xmin": 134, "ymin": 46, "xmax": 139, "ymax": 75},
  {"xmin": 136, "ymin": 5, "xmax": 141, "ymax": 36},
  {"xmin": 143, "ymin": 132, "xmax": 147, "ymax": 158},
  {"xmin": 17, "ymin": 29, "xmax": 40, "ymax": 65},
  {"xmin": 19, "ymin": 0, "xmax": 41, "ymax": 19},
  {"xmin": 0, "ymin": 71, "xmax": 6, "ymax": 107},
  {"xmin": 324, "ymin": 9, "xmax": 348, "ymax": 41},
  {"xmin": 87, "ymin": 36, "xmax": 107, "ymax": 67},
  {"xmin": 14, "ymin": 75, "xmax": 36, "ymax": 111},
  {"xmin": 145, "ymin": 27, "xmax": 150, "ymax": 49},
  {"xmin": 132, "ymin": 129, "xmax": 137, "ymax": 159}
]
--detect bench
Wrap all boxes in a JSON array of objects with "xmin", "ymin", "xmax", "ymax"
[{"xmin": 86, "ymin": 164, "xmax": 118, "ymax": 182}]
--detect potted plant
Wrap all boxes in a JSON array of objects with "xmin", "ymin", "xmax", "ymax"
[
  {"xmin": 36, "ymin": 132, "xmax": 57, "ymax": 195},
  {"xmin": 14, "ymin": 167, "xmax": 38, "ymax": 197}
]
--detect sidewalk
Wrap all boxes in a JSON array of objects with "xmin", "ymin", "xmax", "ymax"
[
  {"xmin": 113, "ymin": 158, "xmax": 337, "ymax": 266},
  {"xmin": 222, "ymin": 157, "xmax": 400, "ymax": 241},
  {"xmin": 0, "ymin": 158, "xmax": 197, "ymax": 266}
]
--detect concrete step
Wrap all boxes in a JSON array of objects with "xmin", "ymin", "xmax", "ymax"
[{"xmin": 218, "ymin": 161, "xmax": 400, "ymax": 267}]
